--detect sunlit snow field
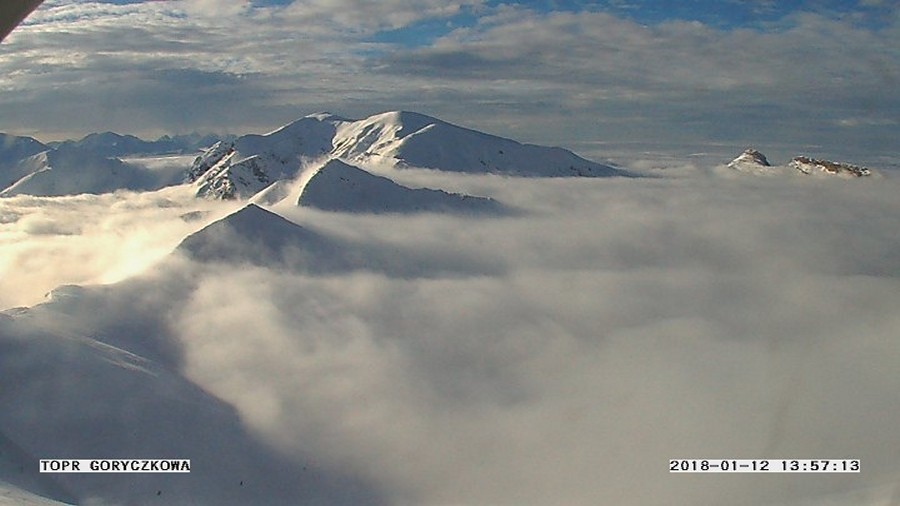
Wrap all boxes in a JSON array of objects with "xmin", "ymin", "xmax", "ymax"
[{"xmin": 2, "ymin": 156, "xmax": 900, "ymax": 505}]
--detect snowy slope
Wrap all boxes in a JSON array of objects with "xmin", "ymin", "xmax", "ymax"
[
  {"xmin": 176, "ymin": 203, "xmax": 500, "ymax": 277},
  {"xmin": 0, "ymin": 133, "xmax": 226, "ymax": 197},
  {"xmin": 298, "ymin": 159, "xmax": 505, "ymax": 214},
  {"xmin": 187, "ymin": 114, "xmax": 345, "ymax": 199},
  {"xmin": 333, "ymin": 111, "xmax": 621, "ymax": 177},
  {"xmin": 0, "ymin": 283, "xmax": 381, "ymax": 506},
  {"xmin": 176, "ymin": 203, "xmax": 340, "ymax": 268},
  {"xmin": 0, "ymin": 432, "xmax": 76, "ymax": 505},
  {"xmin": 0, "ymin": 134, "xmax": 49, "ymax": 188},
  {"xmin": 0, "ymin": 190, "xmax": 503, "ymax": 504},
  {"xmin": 187, "ymin": 111, "xmax": 624, "ymax": 199},
  {"xmin": 726, "ymin": 148, "xmax": 781, "ymax": 175},
  {"xmin": 0, "ymin": 149, "xmax": 161, "ymax": 197},
  {"xmin": 0, "ymin": 481, "xmax": 73, "ymax": 506},
  {"xmin": 0, "ymin": 134, "xmax": 47, "ymax": 166}
]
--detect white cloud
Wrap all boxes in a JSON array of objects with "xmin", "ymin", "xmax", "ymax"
[
  {"xmin": 163, "ymin": 167, "xmax": 900, "ymax": 505},
  {"xmin": 2, "ymin": 159, "xmax": 900, "ymax": 505},
  {"xmin": 0, "ymin": 2, "xmax": 896, "ymax": 159},
  {"xmin": 281, "ymin": 0, "xmax": 483, "ymax": 32},
  {"xmin": 0, "ymin": 185, "xmax": 239, "ymax": 308}
]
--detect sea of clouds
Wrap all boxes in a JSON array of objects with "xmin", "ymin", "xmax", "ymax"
[{"xmin": 2, "ymin": 158, "xmax": 900, "ymax": 505}]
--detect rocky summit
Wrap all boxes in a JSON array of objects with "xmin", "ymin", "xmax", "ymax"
[{"xmin": 789, "ymin": 156, "xmax": 871, "ymax": 178}]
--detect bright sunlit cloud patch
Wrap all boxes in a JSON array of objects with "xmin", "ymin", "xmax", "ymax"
[{"xmin": 0, "ymin": 185, "xmax": 238, "ymax": 308}]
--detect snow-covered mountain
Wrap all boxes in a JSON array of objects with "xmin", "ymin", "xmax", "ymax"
[
  {"xmin": 331, "ymin": 111, "xmax": 620, "ymax": 176},
  {"xmin": 0, "ymin": 481, "xmax": 73, "ymax": 506},
  {"xmin": 2, "ymin": 111, "xmax": 620, "ymax": 199},
  {"xmin": 726, "ymin": 148, "xmax": 775, "ymax": 174},
  {"xmin": 187, "ymin": 111, "xmax": 623, "ymax": 199},
  {"xmin": 0, "ymin": 432, "xmax": 76, "ymax": 505},
  {"xmin": 297, "ymin": 159, "xmax": 506, "ymax": 214},
  {"xmin": 176, "ymin": 203, "xmax": 500, "ymax": 276},
  {"xmin": 726, "ymin": 149, "xmax": 875, "ymax": 178},
  {"xmin": 1, "ymin": 289, "xmax": 378, "ymax": 506},
  {"xmin": 187, "ymin": 114, "xmax": 344, "ymax": 199},
  {"xmin": 789, "ymin": 156, "xmax": 872, "ymax": 177},
  {"xmin": 0, "ymin": 149, "xmax": 162, "ymax": 197},
  {"xmin": 176, "ymin": 203, "xmax": 339, "ymax": 268},
  {"xmin": 0, "ymin": 196, "xmax": 509, "ymax": 504},
  {"xmin": 51, "ymin": 131, "xmax": 230, "ymax": 158},
  {"xmin": 0, "ymin": 134, "xmax": 50, "ymax": 188},
  {"xmin": 0, "ymin": 134, "xmax": 47, "ymax": 167},
  {"xmin": 54, "ymin": 132, "xmax": 157, "ymax": 157}
]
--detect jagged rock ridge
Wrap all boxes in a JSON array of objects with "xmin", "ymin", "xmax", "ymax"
[
  {"xmin": 727, "ymin": 149, "xmax": 874, "ymax": 178},
  {"xmin": 789, "ymin": 156, "xmax": 871, "ymax": 177}
]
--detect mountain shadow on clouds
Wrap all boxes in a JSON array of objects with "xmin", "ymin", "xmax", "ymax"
[
  {"xmin": 0, "ymin": 318, "xmax": 386, "ymax": 506},
  {"xmin": 176, "ymin": 203, "xmax": 505, "ymax": 278},
  {"xmin": 297, "ymin": 159, "xmax": 512, "ymax": 215}
]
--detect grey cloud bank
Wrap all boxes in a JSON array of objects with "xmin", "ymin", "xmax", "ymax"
[{"xmin": 0, "ymin": 1, "xmax": 897, "ymax": 163}]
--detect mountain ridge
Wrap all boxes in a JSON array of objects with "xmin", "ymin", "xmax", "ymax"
[
  {"xmin": 187, "ymin": 110, "xmax": 624, "ymax": 199},
  {"xmin": 0, "ymin": 149, "xmax": 165, "ymax": 197},
  {"xmin": 726, "ymin": 148, "xmax": 875, "ymax": 178},
  {"xmin": 296, "ymin": 158, "xmax": 507, "ymax": 214}
]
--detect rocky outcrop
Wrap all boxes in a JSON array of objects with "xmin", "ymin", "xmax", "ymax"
[{"xmin": 788, "ymin": 156, "xmax": 871, "ymax": 178}]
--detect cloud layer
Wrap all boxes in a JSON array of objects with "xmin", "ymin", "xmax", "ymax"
[
  {"xmin": 0, "ymin": 184, "xmax": 239, "ymax": 308},
  {"xmin": 4, "ymin": 158, "xmax": 898, "ymax": 505},
  {"xmin": 176, "ymin": 169, "xmax": 900, "ymax": 505},
  {"xmin": 0, "ymin": 1, "xmax": 897, "ymax": 163}
]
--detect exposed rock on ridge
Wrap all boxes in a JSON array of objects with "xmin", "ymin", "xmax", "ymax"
[{"xmin": 727, "ymin": 148, "xmax": 874, "ymax": 178}]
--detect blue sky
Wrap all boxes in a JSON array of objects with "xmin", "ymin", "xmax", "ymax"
[
  {"xmin": 368, "ymin": 1, "xmax": 897, "ymax": 47},
  {"xmin": 0, "ymin": 0, "xmax": 898, "ymax": 163}
]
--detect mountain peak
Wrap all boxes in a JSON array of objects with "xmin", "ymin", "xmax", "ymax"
[
  {"xmin": 175, "ymin": 203, "xmax": 328, "ymax": 266},
  {"xmin": 789, "ymin": 156, "xmax": 871, "ymax": 177},
  {"xmin": 726, "ymin": 149, "xmax": 876, "ymax": 178},
  {"xmin": 733, "ymin": 148, "xmax": 771, "ymax": 167},
  {"xmin": 0, "ymin": 133, "xmax": 48, "ymax": 165},
  {"xmin": 1, "ymin": 148, "xmax": 161, "ymax": 197},
  {"xmin": 298, "ymin": 159, "xmax": 506, "ymax": 214},
  {"xmin": 187, "ymin": 110, "xmax": 624, "ymax": 200}
]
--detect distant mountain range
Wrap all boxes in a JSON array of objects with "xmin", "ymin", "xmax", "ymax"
[
  {"xmin": 188, "ymin": 110, "xmax": 625, "ymax": 200},
  {"xmin": 0, "ymin": 111, "xmax": 624, "ymax": 202},
  {"xmin": 1, "ymin": 117, "xmax": 880, "ymax": 203},
  {"xmin": 48, "ymin": 131, "xmax": 233, "ymax": 158},
  {"xmin": 0, "ymin": 130, "xmax": 230, "ymax": 197}
]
